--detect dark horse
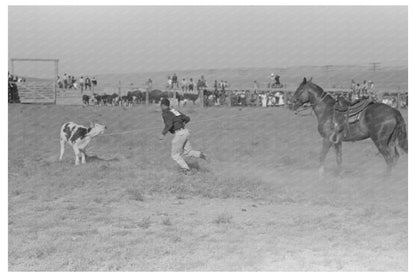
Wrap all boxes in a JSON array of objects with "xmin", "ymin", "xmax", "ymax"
[{"xmin": 291, "ymin": 78, "xmax": 407, "ymax": 174}]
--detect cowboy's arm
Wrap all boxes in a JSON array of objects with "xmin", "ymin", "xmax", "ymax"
[{"xmin": 161, "ymin": 113, "xmax": 173, "ymax": 136}]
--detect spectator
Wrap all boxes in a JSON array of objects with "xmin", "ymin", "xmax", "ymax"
[
  {"xmin": 362, "ymin": 80, "xmax": 368, "ymax": 97},
  {"xmin": 167, "ymin": 76, "xmax": 172, "ymax": 89},
  {"xmin": 220, "ymin": 80, "xmax": 225, "ymax": 93},
  {"xmin": 68, "ymin": 75, "xmax": 74, "ymax": 89},
  {"xmin": 84, "ymin": 77, "xmax": 91, "ymax": 90},
  {"xmin": 145, "ymin": 78, "xmax": 153, "ymax": 91},
  {"xmin": 181, "ymin": 78, "xmax": 187, "ymax": 92},
  {"xmin": 275, "ymin": 74, "xmax": 280, "ymax": 86},
  {"xmin": 79, "ymin": 76, "xmax": 85, "ymax": 93},
  {"xmin": 197, "ymin": 76, "xmax": 206, "ymax": 92},
  {"xmin": 352, "ymin": 83, "xmax": 360, "ymax": 100},
  {"xmin": 253, "ymin": 80, "xmax": 259, "ymax": 92},
  {"xmin": 57, "ymin": 76, "xmax": 63, "ymax": 89},
  {"xmin": 172, "ymin": 73, "xmax": 179, "ymax": 88},
  {"xmin": 350, "ymin": 79, "xmax": 356, "ymax": 90},
  {"xmin": 72, "ymin": 76, "xmax": 78, "ymax": 90},
  {"xmin": 214, "ymin": 80, "xmax": 218, "ymax": 93},
  {"xmin": 91, "ymin": 77, "xmax": 97, "ymax": 87},
  {"xmin": 63, "ymin": 73, "xmax": 68, "ymax": 89},
  {"xmin": 188, "ymin": 78, "xmax": 194, "ymax": 92}
]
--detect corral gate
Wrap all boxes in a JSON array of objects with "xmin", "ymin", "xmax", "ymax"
[{"xmin": 10, "ymin": 58, "xmax": 59, "ymax": 104}]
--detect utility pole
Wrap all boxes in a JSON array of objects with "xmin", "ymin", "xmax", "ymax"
[
  {"xmin": 322, "ymin": 65, "xmax": 334, "ymax": 72},
  {"xmin": 369, "ymin": 62, "xmax": 380, "ymax": 71},
  {"xmin": 322, "ymin": 65, "xmax": 334, "ymax": 88}
]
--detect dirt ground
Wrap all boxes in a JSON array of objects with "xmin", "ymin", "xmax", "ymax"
[{"xmin": 8, "ymin": 104, "xmax": 408, "ymax": 271}]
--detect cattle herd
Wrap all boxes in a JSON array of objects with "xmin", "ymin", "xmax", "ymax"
[
  {"xmin": 80, "ymin": 89, "xmax": 289, "ymax": 108},
  {"xmin": 82, "ymin": 90, "xmax": 203, "ymax": 107}
]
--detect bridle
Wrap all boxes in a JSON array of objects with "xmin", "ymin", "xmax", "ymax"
[
  {"xmin": 311, "ymin": 91, "xmax": 331, "ymax": 107},
  {"xmin": 293, "ymin": 90, "xmax": 332, "ymax": 115}
]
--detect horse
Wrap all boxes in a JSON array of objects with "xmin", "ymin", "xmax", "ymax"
[{"xmin": 290, "ymin": 77, "xmax": 407, "ymax": 174}]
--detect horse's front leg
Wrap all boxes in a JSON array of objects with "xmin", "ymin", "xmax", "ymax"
[
  {"xmin": 334, "ymin": 142, "xmax": 343, "ymax": 174},
  {"xmin": 319, "ymin": 139, "xmax": 332, "ymax": 176}
]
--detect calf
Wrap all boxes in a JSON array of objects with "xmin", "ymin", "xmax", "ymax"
[
  {"xmin": 59, "ymin": 122, "xmax": 106, "ymax": 165},
  {"xmin": 82, "ymin": 95, "xmax": 90, "ymax": 106}
]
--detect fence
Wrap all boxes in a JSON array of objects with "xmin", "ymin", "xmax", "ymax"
[
  {"xmin": 10, "ymin": 79, "xmax": 408, "ymax": 110},
  {"xmin": 13, "ymin": 81, "xmax": 56, "ymax": 104}
]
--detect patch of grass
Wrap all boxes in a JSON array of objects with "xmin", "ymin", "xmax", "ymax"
[
  {"xmin": 66, "ymin": 205, "xmax": 77, "ymax": 210},
  {"xmin": 72, "ymin": 229, "xmax": 99, "ymax": 237},
  {"xmin": 176, "ymin": 194, "xmax": 186, "ymax": 200},
  {"xmin": 213, "ymin": 213, "xmax": 233, "ymax": 224},
  {"xmin": 138, "ymin": 217, "xmax": 151, "ymax": 229},
  {"xmin": 127, "ymin": 188, "xmax": 144, "ymax": 201},
  {"xmin": 162, "ymin": 217, "xmax": 172, "ymax": 226},
  {"xmin": 93, "ymin": 197, "xmax": 103, "ymax": 204},
  {"xmin": 281, "ymin": 155, "xmax": 297, "ymax": 166},
  {"xmin": 30, "ymin": 246, "xmax": 57, "ymax": 260},
  {"xmin": 10, "ymin": 190, "xmax": 21, "ymax": 197}
]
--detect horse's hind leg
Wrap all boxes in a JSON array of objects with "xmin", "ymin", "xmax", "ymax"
[{"xmin": 372, "ymin": 138, "xmax": 398, "ymax": 173}]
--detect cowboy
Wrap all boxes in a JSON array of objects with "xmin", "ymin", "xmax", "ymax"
[{"xmin": 159, "ymin": 98, "xmax": 207, "ymax": 174}]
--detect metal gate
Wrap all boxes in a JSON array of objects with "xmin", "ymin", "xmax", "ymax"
[{"xmin": 16, "ymin": 81, "xmax": 56, "ymax": 104}]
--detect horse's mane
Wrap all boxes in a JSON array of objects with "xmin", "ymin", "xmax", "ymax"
[
  {"xmin": 307, "ymin": 81, "xmax": 324, "ymax": 94},
  {"xmin": 307, "ymin": 81, "xmax": 336, "ymax": 104}
]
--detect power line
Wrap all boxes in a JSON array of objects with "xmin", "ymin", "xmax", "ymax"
[
  {"xmin": 321, "ymin": 65, "xmax": 334, "ymax": 72},
  {"xmin": 369, "ymin": 62, "xmax": 380, "ymax": 71}
]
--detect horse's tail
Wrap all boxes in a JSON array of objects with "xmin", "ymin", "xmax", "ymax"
[{"xmin": 391, "ymin": 111, "xmax": 408, "ymax": 153}]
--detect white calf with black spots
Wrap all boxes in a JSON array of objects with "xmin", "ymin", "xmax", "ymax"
[{"xmin": 59, "ymin": 122, "xmax": 106, "ymax": 165}]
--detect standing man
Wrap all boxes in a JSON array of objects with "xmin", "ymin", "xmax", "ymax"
[
  {"xmin": 79, "ymin": 76, "xmax": 85, "ymax": 93},
  {"xmin": 159, "ymin": 98, "xmax": 207, "ymax": 174},
  {"xmin": 63, "ymin": 73, "xmax": 68, "ymax": 90},
  {"xmin": 85, "ymin": 77, "xmax": 91, "ymax": 90},
  {"xmin": 188, "ymin": 78, "xmax": 194, "ymax": 92},
  {"xmin": 172, "ymin": 73, "xmax": 179, "ymax": 89}
]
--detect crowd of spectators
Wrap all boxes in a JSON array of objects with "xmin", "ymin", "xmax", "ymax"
[
  {"xmin": 350, "ymin": 79, "xmax": 377, "ymax": 101},
  {"xmin": 57, "ymin": 74, "xmax": 97, "ymax": 92},
  {"xmin": 8, "ymin": 72, "xmax": 26, "ymax": 83},
  {"xmin": 165, "ymin": 73, "xmax": 230, "ymax": 94},
  {"xmin": 8, "ymin": 72, "xmax": 20, "ymax": 103}
]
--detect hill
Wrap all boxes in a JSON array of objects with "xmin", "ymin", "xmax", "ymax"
[{"xmin": 94, "ymin": 65, "xmax": 408, "ymax": 91}]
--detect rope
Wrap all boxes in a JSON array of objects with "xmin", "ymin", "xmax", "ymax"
[{"xmin": 100, "ymin": 107, "xmax": 269, "ymax": 137}]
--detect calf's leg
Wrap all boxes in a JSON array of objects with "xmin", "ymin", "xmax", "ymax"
[
  {"xmin": 73, "ymin": 146, "xmax": 81, "ymax": 165},
  {"xmin": 80, "ymin": 149, "xmax": 87, "ymax": 164},
  {"xmin": 59, "ymin": 139, "xmax": 65, "ymax": 161}
]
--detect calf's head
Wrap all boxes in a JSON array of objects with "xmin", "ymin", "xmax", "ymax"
[{"xmin": 89, "ymin": 122, "xmax": 107, "ymax": 137}]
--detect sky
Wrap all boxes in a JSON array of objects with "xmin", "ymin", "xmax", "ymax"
[{"xmin": 8, "ymin": 6, "xmax": 408, "ymax": 77}]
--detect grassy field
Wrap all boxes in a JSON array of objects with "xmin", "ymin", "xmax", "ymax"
[{"xmin": 8, "ymin": 103, "xmax": 407, "ymax": 271}]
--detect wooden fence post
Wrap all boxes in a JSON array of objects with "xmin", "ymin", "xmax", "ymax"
[
  {"xmin": 397, "ymin": 93, "xmax": 401, "ymax": 110},
  {"xmin": 54, "ymin": 60, "xmax": 58, "ymax": 104},
  {"xmin": 146, "ymin": 90, "xmax": 149, "ymax": 105},
  {"xmin": 284, "ymin": 91, "xmax": 288, "ymax": 108},
  {"xmin": 200, "ymin": 89, "xmax": 204, "ymax": 108}
]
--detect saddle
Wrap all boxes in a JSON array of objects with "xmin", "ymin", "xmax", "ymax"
[{"xmin": 334, "ymin": 98, "xmax": 373, "ymax": 124}]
